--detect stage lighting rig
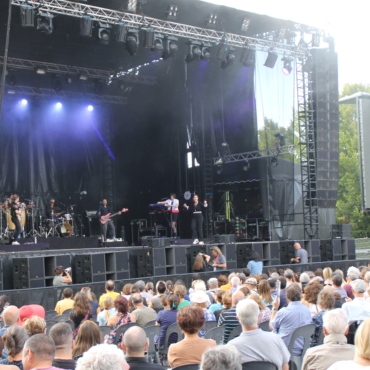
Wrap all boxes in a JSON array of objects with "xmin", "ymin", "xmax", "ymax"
[
  {"xmin": 98, "ymin": 23, "xmax": 112, "ymax": 45},
  {"xmin": 115, "ymin": 22, "xmax": 127, "ymax": 42},
  {"xmin": 162, "ymin": 36, "xmax": 178, "ymax": 60},
  {"xmin": 264, "ymin": 51, "xmax": 278, "ymax": 69},
  {"xmin": 166, "ymin": 4, "xmax": 179, "ymax": 21},
  {"xmin": 206, "ymin": 13, "xmax": 218, "ymax": 29},
  {"xmin": 240, "ymin": 47, "xmax": 255, "ymax": 67},
  {"xmin": 20, "ymin": 3, "xmax": 35, "ymax": 27},
  {"xmin": 143, "ymin": 28, "xmax": 164, "ymax": 51},
  {"xmin": 126, "ymin": 29, "xmax": 139, "ymax": 55},
  {"xmin": 241, "ymin": 18, "xmax": 250, "ymax": 33},
  {"xmin": 281, "ymin": 56, "xmax": 293, "ymax": 75},
  {"xmin": 201, "ymin": 43, "xmax": 211, "ymax": 60},
  {"xmin": 185, "ymin": 40, "xmax": 202, "ymax": 63},
  {"xmin": 80, "ymin": 15, "xmax": 93, "ymax": 37},
  {"xmin": 36, "ymin": 11, "xmax": 54, "ymax": 35}
]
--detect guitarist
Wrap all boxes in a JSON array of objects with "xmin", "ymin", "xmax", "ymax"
[
  {"xmin": 10, "ymin": 194, "xmax": 22, "ymax": 245},
  {"xmin": 96, "ymin": 198, "xmax": 120, "ymax": 242}
]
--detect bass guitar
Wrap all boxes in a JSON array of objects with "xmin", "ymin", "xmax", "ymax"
[{"xmin": 100, "ymin": 208, "xmax": 128, "ymax": 224}]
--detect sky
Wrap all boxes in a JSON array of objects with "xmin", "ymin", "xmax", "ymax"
[{"xmin": 201, "ymin": 0, "xmax": 369, "ymax": 90}]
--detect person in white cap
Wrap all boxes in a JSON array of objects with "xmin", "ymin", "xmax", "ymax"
[{"xmin": 342, "ymin": 279, "xmax": 370, "ymax": 323}]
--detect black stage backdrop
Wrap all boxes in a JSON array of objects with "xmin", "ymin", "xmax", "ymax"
[{"xmin": 0, "ymin": 54, "xmax": 257, "ymax": 240}]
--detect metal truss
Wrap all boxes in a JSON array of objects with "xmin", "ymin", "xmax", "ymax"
[
  {"xmin": 11, "ymin": 0, "xmax": 313, "ymax": 57},
  {"xmin": 212, "ymin": 145, "xmax": 296, "ymax": 165},
  {"xmin": 0, "ymin": 56, "xmax": 157, "ymax": 85},
  {"xmin": 5, "ymin": 84, "xmax": 127, "ymax": 104},
  {"xmin": 296, "ymin": 57, "xmax": 319, "ymax": 240}
]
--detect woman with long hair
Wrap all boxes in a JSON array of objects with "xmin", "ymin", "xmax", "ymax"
[
  {"xmin": 97, "ymin": 296, "xmax": 116, "ymax": 326},
  {"xmin": 258, "ymin": 280, "xmax": 273, "ymax": 306},
  {"xmin": 249, "ymin": 293, "xmax": 271, "ymax": 325},
  {"xmin": 193, "ymin": 253, "xmax": 207, "ymax": 272},
  {"xmin": 70, "ymin": 292, "xmax": 92, "ymax": 336},
  {"xmin": 80, "ymin": 286, "xmax": 100, "ymax": 316},
  {"xmin": 323, "ymin": 267, "xmax": 333, "ymax": 286},
  {"xmin": 72, "ymin": 321, "xmax": 101, "ymax": 360},
  {"xmin": 0, "ymin": 326, "xmax": 28, "ymax": 369},
  {"xmin": 247, "ymin": 251, "xmax": 263, "ymax": 275},
  {"xmin": 105, "ymin": 296, "xmax": 131, "ymax": 345},
  {"xmin": 202, "ymin": 246, "xmax": 227, "ymax": 271},
  {"xmin": 302, "ymin": 281, "xmax": 323, "ymax": 317}
]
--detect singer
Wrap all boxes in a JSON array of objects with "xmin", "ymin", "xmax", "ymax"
[{"xmin": 184, "ymin": 194, "xmax": 207, "ymax": 244}]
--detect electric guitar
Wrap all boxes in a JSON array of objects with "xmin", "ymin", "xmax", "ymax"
[{"xmin": 99, "ymin": 208, "xmax": 128, "ymax": 224}]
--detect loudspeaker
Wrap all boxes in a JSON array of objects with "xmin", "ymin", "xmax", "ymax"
[
  {"xmin": 92, "ymin": 253, "xmax": 106, "ymax": 274},
  {"xmin": 73, "ymin": 255, "xmax": 92, "ymax": 284},
  {"xmin": 153, "ymin": 249, "xmax": 166, "ymax": 267},
  {"xmin": 279, "ymin": 241, "xmax": 294, "ymax": 265},
  {"xmin": 13, "ymin": 257, "xmax": 45, "ymax": 280}
]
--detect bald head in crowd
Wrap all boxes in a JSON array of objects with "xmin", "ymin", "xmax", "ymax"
[
  {"xmin": 3, "ymin": 305, "xmax": 20, "ymax": 326},
  {"xmin": 232, "ymin": 291, "xmax": 245, "ymax": 307},
  {"xmin": 121, "ymin": 326, "xmax": 148, "ymax": 356}
]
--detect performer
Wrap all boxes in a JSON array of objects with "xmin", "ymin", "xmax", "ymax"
[
  {"xmin": 157, "ymin": 193, "xmax": 179, "ymax": 238},
  {"xmin": 9, "ymin": 194, "xmax": 22, "ymax": 245},
  {"xmin": 97, "ymin": 199, "xmax": 128, "ymax": 242},
  {"xmin": 184, "ymin": 194, "xmax": 207, "ymax": 244},
  {"xmin": 45, "ymin": 198, "xmax": 63, "ymax": 219}
]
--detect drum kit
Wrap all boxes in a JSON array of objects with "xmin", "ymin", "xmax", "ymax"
[{"xmin": 0, "ymin": 198, "xmax": 79, "ymax": 240}]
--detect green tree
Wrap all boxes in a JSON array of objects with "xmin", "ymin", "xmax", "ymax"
[{"xmin": 337, "ymin": 83, "xmax": 370, "ymax": 237}]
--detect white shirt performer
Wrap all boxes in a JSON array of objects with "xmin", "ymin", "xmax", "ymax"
[{"xmin": 158, "ymin": 193, "xmax": 179, "ymax": 237}]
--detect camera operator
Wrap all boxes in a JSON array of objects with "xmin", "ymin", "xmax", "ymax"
[{"xmin": 53, "ymin": 266, "xmax": 73, "ymax": 286}]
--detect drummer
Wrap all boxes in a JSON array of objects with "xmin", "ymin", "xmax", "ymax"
[
  {"xmin": 45, "ymin": 198, "xmax": 63, "ymax": 219},
  {"xmin": 9, "ymin": 194, "xmax": 23, "ymax": 245}
]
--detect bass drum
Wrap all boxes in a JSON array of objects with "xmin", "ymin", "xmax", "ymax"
[
  {"xmin": 57, "ymin": 222, "xmax": 73, "ymax": 238},
  {"xmin": 5, "ymin": 208, "xmax": 26, "ymax": 230}
]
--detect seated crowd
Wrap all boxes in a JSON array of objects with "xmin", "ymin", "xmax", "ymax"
[{"xmin": 1, "ymin": 262, "xmax": 370, "ymax": 370}]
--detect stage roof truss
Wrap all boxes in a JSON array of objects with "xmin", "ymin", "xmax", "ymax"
[
  {"xmin": 11, "ymin": 0, "xmax": 316, "ymax": 58},
  {"xmin": 5, "ymin": 84, "xmax": 127, "ymax": 105},
  {"xmin": 212, "ymin": 145, "xmax": 296, "ymax": 165},
  {"xmin": 0, "ymin": 56, "xmax": 158, "ymax": 85}
]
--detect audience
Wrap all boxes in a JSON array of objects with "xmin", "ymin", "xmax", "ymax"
[
  {"xmin": 23, "ymin": 316, "xmax": 46, "ymax": 337},
  {"xmin": 168, "ymin": 306, "xmax": 216, "ymax": 368},
  {"xmin": 0, "ymin": 326, "xmax": 28, "ymax": 369},
  {"xmin": 248, "ymin": 293, "xmax": 271, "ymax": 325},
  {"xmin": 302, "ymin": 281, "xmax": 323, "ymax": 317},
  {"xmin": 70, "ymin": 292, "xmax": 92, "ymax": 337},
  {"xmin": 173, "ymin": 285, "xmax": 190, "ymax": 310},
  {"xmin": 0, "ymin": 305, "xmax": 20, "ymax": 336},
  {"xmin": 190, "ymin": 291, "xmax": 216, "ymax": 337},
  {"xmin": 55, "ymin": 287, "xmax": 74, "ymax": 315},
  {"xmin": 200, "ymin": 345, "xmax": 241, "ymax": 370},
  {"xmin": 148, "ymin": 281, "xmax": 166, "ymax": 312},
  {"xmin": 331, "ymin": 273, "xmax": 348, "ymax": 299},
  {"xmin": 96, "ymin": 297, "xmax": 116, "ymax": 326},
  {"xmin": 130, "ymin": 293, "xmax": 157, "ymax": 327},
  {"xmin": 342, "ymin": 279, "xmax": 370, "ymax": 322},
  {"xmin": 49, "ymin": 323, "xmax": 76, "ymax": 370},
  {"xmin": 72, "ymin": 321, "xmax": 101, "ymax": 360},
  {"xmin": 75, "ymin": 344, "xmax": 129, "ymax": 370},
  {"xmin": 228, "ymin": 299, "xmax": 290, "ymax": 369},
  {"xmin": 98, "ymin": 280, "xmax": 120, "ymax": 309},
  {"xmin": 80, "ymin": 287, "xmax": 100, "ymax": 317},
  {"xmin": 302, "ymin": 309, "xmax": 355, "ymax": 370}
]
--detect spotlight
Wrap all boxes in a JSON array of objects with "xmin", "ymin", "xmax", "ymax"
[
  {"xmin": 201, "ymin": 43, "xmax": 212, "ymax": 61},
  {"xmin": 166, "ymin": 4, "xmax": 178, "ymax": 20},
  {"xmin": 80, "ymin": 15, "xmax": 93, "ymax": 37},
  {"xmin": 216, "ymin": 43, "xmax": 229, "ymax": 62},
  {"xmin": 79, "ymin": 74, "xmax": 88, "ymax": 81},
  {"xmin": 115, "ymin": 23, "xmax": 127, "ymax": 43},
  {"xmin": 264, "ymin": 51, "xmax": 278, "ymax": 69},
  {"xmin": 240, "ymin": 47, "xmax": 255, "ymax": 67},
  {"xmin": 7, "ymin": 73, "xmax": 16, "ymax": 86},
  {"xmin": 87, "ymin": 105, "xmax": 94, "ymax": 111},
  {"xmin": 162, "ymin": 36, "xmax": 178, "ymax": 60},
  {"xmin": 55, "ymin": 102, "xmax": 62, "ymax": 109},
  {"xmin": 185, "ymin": 40, "xmax": 202, "ymax": 63},
  {"xmin": 122, "ymin": 0, "xmax": 137, "ymax": 12},
  {"xmin": 52, "ymin": 76, "xmax": 62, "ymax": 91},
  {"xmin": 21, "ymin": 99, "xmax": 28, "ymax": 105},
  {"xmin": 241, "ymin": 18, "xmax": 250, "ymax": 32},
  {"xmin": 221, "ymin": 49, "xmax": 235, "ymax": 69},
  {"xmin": 206, "ymin": 13, "xmax": 218, "ymax": 29},
  {"xmin": 20, "ymin": 4, "xmax": 35, "ymax": 27},
  {"xmin": 281, "ymin": 56, "xmax": 293, "ymax": 75},
  {"xmin": 243, "ymin": 160, "xmax": 250, "ymax": 171},
  {"xmin": 143, "ymin": 28, "xmax": 163, "ymax": 50},
  {"xmin": 98, "ymin": 23, "xmax": 112, "ymax": 45},
  {"xmin": 65, "ymin": 76, "xmax": 73, "ymax": 84},
  {"xmin": 35, "ymin": 67, "xmax": 47, "ymax": 75},
  {"xmin": 126, "ymin": 29, "xmax": 139, "ymax": 56},
  {"xmin": 36, "ymin": 11, "xmax": 53, "ymax": 35}
]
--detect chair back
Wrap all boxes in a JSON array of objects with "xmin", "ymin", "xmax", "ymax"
[
  {"xmin": 52, "ymin": 313, "xmax": 70, "ymax": 322},
  {"xmin": 143, "ymin": 325, "xmax": 161, "ymax": 364},
  {"xmin": 172, "ymin": 364, "xmax": 201, "ymax": 370},
  {"xmin": 204, "ymin": 326, "xmax": 225, "ymax": 344},
  {"xmin": 227, "ymin": 325, "xmax": 242, "ymax": 342},
  {"xmin": 99, "ymin": 325, "xmax": 111, "ymax": 343},
  {"xmin": 45, "ymin": 310, "xmax": 57, "ymax": 320},
  {"xmin": 45, "ymin": 320, "xmax": 58, "ymax": 334},
  {"xmin": 113, "ymin": 322, "xmax": 139, "ymax": 344},
  {"xmin": 61, "ymin": 308, "xmax": 73, "ymax": 315},
  {"xmin": 242, "ymin": 361, "xmax": 278, "ymax": 370},
  {"xmin": 203, "ymin": 320, "xmax": 217, "ymax": 332},
  {"xmin": 347, "ymin": 320, "xmax": 363, "ymax": 345},
  {"xmin": 159, "ymin": 322, "xmax": 183, "ymax": 355},
  {"xmin": 144, "ymin": 319, "xmax": 157, "ymax": 328},
  {"xmin": 259, "ymin": 320, "xmax": 271, "ymax": 332}
]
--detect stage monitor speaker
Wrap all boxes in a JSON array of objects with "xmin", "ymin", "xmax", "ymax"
[{"xmin": 279, "ymin": 241, "xmax": 294, "ymax": 265}]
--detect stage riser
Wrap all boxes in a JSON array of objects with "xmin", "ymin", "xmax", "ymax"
[{"xmin": 0, "ymin": 238, "xmax": 356, "ymax": 290}]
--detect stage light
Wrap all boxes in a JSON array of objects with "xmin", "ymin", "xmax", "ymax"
[
  {"xmin": 241, "ymin": 18, "xmax": 250, "ymax": 32},
  {"xmin": 52, "ymin": 76, "xmax": 62, "ymax": 91},
  {"xmin": 221, "ymin": 49, "xmax": 235, "ymax": 69},
  {"xmin": 122, "ymin": 0, "xmax": 137, "ymax": 12},
  {"xmin": 21, "ymin": 99, "xmax": 28, "ymax": 105},
  {"xmin": 80, "ymin": 15, "xmax": 93, "ymax": 37},
  {"xmin": 126, "ymin": 29, "xmax": 139, "ymax": 56},
  {"xmin": 115, "ymin": 22, "xmax": 127, "ymax": 43},
  {"xmin": 166, "ymin": 4, "xmax": 178, "ymax": 20},
  {"xmin": 185, "ymin": 41, "xmax": 202, "ymax": 63},
  {"xmin": 35, "ymin": 67, "xmax": 47, "ymax": 75},
  {"xmin": 87, "ymin": 105, "xmax": 94, "ymax": 111},
  {"xmin": 55, "ymin": 102, "xmax": 62, "ymax": 109},
  {"xmin": 65, "ymin": 76, "xmax": 73, "ymax": 84},
  {"xmin": 206, "ymin": 13, "xmax": 218, "ymax": 29},
  {"xmin": 7, "ymin": 73, "xmax": 16, "ymax": 86},
  {"xmin": 201, "ymin": 43, "xmax": 212, "ymax": 61},
  {"xmin": 79, "ymin": 74, "xmax": 88, "ymax": 81},
  {"xmin": 36, "ymin": 11, "xmax": 54, "ymax": 35},
  {"xmin": 243, "ymin": 160, "xmax": 250, "ymax": 171},
  {"xmin": 98, "ymin": 23, "xmax": 112, "ymax": 45},
  {"xmin": 281, "ymin": 56, "xmax": 293, "ymax": 75},
  {"xmin": 240, "ymin": 47, "xmax": 255, "ymax": 67},
  {"xmin": 264, "ymin": 51, "xmax": 278, "ymax": 69},
  {"xmin": 162, "ymin": 36, "xmax": 178, "ymax": 60},
  {"xmin": 271, "ymin": 156, "xmax": 279, "ymax": 167},
  {"xmin": 216, "ymin": 43, "xmax": 230, "ymax": 62},
  {"xmin": 20, "ymin": 4, "xmax": 35, "ymax": 27},
  {"xmin": 143, "ymin": 28, "xmax": 163, "ymax": 50}
]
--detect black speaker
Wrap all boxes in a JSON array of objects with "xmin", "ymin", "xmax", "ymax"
[
  {"xmin": 153, "ymin": 248, "xmax": 166, "ymax": 267},
  {"xmin": 320, "ymin": 239, "xmax": 333, "ymax": 262},
  {"xmin": 279, "ymin": 241, "xmax": 294, "ymax": 265},
  {"xmin": 73, "ymin": 255, "xmax": 92, "ymax": 284},
  {"xmin": 92, "ymin": 253, "xmax": 106, "ymax": 274},
  {"xmin": 235, "ymin": 243, "xmax": 252, "ymax": 268},
  {"xmin": 13, "ymin": 257, "xmax": 45, "ymax": 280}
]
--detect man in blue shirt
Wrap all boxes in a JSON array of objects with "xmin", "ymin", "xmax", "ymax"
[{"xmin": 270, "ymin": 283, "xmax": 312, "ymax": 355}]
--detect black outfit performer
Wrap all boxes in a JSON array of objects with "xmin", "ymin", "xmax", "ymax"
[
  {"xmin": 96, "ymin": 199, "xmax": 117, "ymax": 241},
  {"xmin": 45, "ymin": 198, "xmax": 62, "ymax": 219},
  {"xmin": 184, "ymin": 195, "xmax": 208, "ymax": 244},
  {"xmin": 10, "ymin": 194, "xmax": 22, "ymax": 245}
]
